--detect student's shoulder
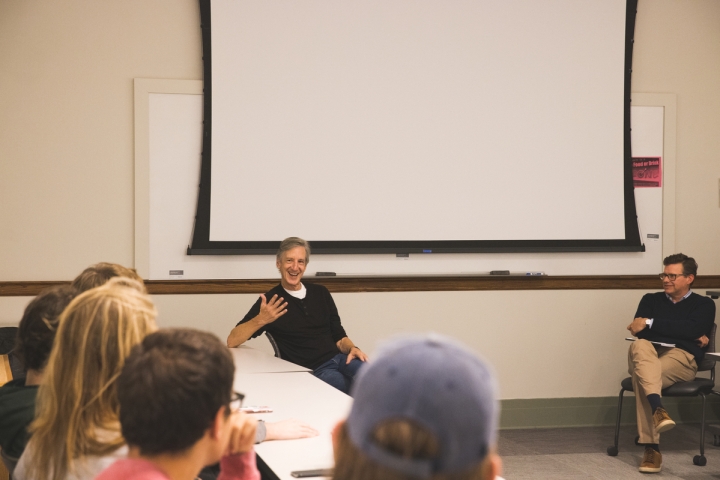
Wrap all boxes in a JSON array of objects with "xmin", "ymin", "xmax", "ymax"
[
  {"xmin": 96, "ymin": 458, "xmax": 168, "ymax": 480},
  {"xmin": 0, "ymin": 387, "xmax": 36, "ymax": 421},
  {"xmin": 0, "ymin": 378, "xmax": 27, "ymax": 391},
  {"xmin": 0, "ymin": 378, "xmax": 37, "ymax": 400}
]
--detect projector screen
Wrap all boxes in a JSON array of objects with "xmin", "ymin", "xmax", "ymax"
[{"xmin": 190, "ymin": 0, "xmax": 642, "ymax": 255}]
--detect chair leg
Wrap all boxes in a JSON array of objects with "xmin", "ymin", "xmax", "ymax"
[
  {"xmin": 711, "ymin": 392, "xmax": 720, "ymax": 447},
  {"xmin": 701, "ymin": 393, "xmax": 707, "ymax": 456},
  {"xmin": 607, "ymin": 388, "xmax": 626, "ymax": 456},
  {"xmin": 693, "ymin": 393, "xmax": 708, "ymax": 466}
]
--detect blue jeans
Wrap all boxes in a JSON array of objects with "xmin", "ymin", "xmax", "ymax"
[{"xmin": 312, "ymin": 353, "xmax": 364, "ymax": 395}]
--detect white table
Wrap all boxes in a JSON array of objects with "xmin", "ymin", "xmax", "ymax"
[
  {"xmin": 230, "ymin": 345, "xmax": 311, "ymax": 374},
  {"xmin": 230, "ymin": 346, "xmax": 348, "ymax": 479},
  {"xmin": 230, "ymin": 347, "xmax": 504, "ymax": 480},
  {"xmin": 234, "ymin": 371, "xmax": 351, "ymax": 480}
]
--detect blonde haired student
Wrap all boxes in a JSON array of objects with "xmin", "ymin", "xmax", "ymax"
[{"xmin": 14, "ymin": 278, "xmax": 157, "ymax": 480}]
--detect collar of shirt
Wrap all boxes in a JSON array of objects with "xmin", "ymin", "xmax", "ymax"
[
  {"xmin": 666, "ymin": 289, "xmax": 692, "ymax": 304},
  {"xmin": 284, "ymin": 283, "xmax": 307, "ymax": 299}
]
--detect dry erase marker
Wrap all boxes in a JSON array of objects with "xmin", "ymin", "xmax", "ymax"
[{"xmin": 525, "ymin": 272, "xmax": 545, "ymax": 276}]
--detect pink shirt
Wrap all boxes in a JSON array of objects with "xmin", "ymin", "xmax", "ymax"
[{"xmin": 95, "ymin": 451, "xmax": 260, "ymax": 480}]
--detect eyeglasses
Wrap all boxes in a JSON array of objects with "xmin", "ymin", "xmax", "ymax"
[
  {"xmin": 230, "ymin": 391, "xmax": 245, "ymax": 411},
  {"xmin": 659, "ymin": 273, "xmax": 688, "ymax": 281}
]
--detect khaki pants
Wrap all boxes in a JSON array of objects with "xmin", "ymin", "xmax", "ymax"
[{"xmin": 627, "ymin": 339, "xmax": 697, "ymax": 443}]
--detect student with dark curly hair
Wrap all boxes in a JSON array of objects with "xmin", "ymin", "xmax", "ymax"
[
  {"xmin": 14, "ymin": 279, "xmax": 157, "ymax": 480},
  {"xmin": 0, "ymin": 285, "xmax": 76, "ymax": 468},
  {"xmin": 96, "ymin": 328, "xmax": 259, "ymax": 480}
]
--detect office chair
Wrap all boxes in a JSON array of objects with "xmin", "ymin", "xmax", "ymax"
[
  {"xmin": 607, "ymin": 323, "xmax": 719, "ymax": 466},
  {"xmin": 0, "ymin": 355, "xmax": 11, "ymax": 387},
  {"xmin": 0, "ymin": 327, "xmax": 17, "ymax": 355},
  {"xmin": 0, "ymin": 327, "xmax": 19, "ymax": 386},
  {"xmin": 0, "ymin": 327, "xmax": 20, "ymax": 479},
  {"xmin": 0, "ymin": 327, "xmax": 22, "ymax": 382},
  {"xmin": 266, "ymin": 332, "xmax": 282, "ymax": 358}
]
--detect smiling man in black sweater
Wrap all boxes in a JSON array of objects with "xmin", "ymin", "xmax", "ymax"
[
  {"xmin": 626, "ymin": 253, "xmax": 716, "ymax": 473},
  {"xmin": 227, "ymin": 237, "xmax": 368, "ymax": 394}
]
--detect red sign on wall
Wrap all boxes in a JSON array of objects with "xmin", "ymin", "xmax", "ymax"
[{"xmin": 632, "ymin": 157, "xmax": 662, "ymax": 188}]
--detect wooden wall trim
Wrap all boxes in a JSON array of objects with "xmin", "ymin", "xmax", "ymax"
[{"xmin": 2, "ymin": 275, "xmax": 720, "ymax": 296}]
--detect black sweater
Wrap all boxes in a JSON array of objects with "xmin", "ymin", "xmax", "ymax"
[
  {"xmin": 635, "ymin": 292, "xmax": 716, "ymax": 362},
  {"xmin": 238, "ymin": 283, "xmax": 347, "ymax": 370}
]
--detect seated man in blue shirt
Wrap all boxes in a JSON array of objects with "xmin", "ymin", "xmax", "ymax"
[
  {"xmin": 227, "ymin": 237, "xmax": 368, "ymax": 394},
  {"xmin": 626, "ymin": 253, "xmax": 715, "ymax": 473}
]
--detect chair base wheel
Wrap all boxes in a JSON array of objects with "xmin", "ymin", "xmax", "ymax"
[
  {"xmin": 693, "ymin": 455, "xmax": 707, "ymax": 466},
  {"xmin": 607, "ymin": 446, "xmax": 618, "ymax": 456}
]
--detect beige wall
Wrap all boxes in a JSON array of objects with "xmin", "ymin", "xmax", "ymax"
[
  {"xmin": 1, "ymin": 1, "xmax": 719, "ymax": 399},
  {"xmin": 0, "ymin": 0, "xmax": 202, "ymax": 280},
  {"xmin": 632, "ymin": 0, "xmax": 720, "ymax": 266}
]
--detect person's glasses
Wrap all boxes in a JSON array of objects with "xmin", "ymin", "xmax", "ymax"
[
  {"xmin": 659, "ymin": 273, "xmax": 687, "ymax": 281},
  {"xmin": 230, "ymin": 391, "xmax": 245, "ymax": 411}
]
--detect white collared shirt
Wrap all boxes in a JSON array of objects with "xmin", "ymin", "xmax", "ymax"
[{"xmin": 283, "ymin": 283, "xmax": 307, "ymax": 299}]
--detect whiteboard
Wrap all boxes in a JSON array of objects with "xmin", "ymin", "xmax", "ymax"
[{"xmin": 134, "ymin": 80, "xmax": 674, "ymax": 279}]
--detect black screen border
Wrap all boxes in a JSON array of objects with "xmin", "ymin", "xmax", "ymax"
[{"xmin": 189, "ymin": 0, "xmax": 642, "ymax": 256}]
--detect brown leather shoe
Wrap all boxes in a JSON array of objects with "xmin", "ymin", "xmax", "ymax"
[
  {"xmin": 639, "ymin": 446, "xmax": 662, "ymax": 473},
  {"xmin": 653, "ymin": 407, "xmax": 675, "ymax": 434}
]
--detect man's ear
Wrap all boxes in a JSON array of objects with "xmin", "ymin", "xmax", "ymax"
[
  {"xmin": 210, "ymin": 407, "xmax": 228, "ymax": 440},
  {"xmin": 484, "ymin": 452, "xmax": 502, "ymax": 480},
  {"xmin": 331, "ymin": 420, "xmax": 345, "ymax": 451}
]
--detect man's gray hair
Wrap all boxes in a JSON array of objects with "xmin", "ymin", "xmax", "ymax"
[{"xmin": 277, "ymin": 237, "xmax": 311, "ymax": 263}]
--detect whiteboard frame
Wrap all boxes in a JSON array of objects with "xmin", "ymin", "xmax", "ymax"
[
  {"xmin": 133, "ymin": 79, "xmax": 676, "ymax": 279},
  {"xmin": 134, "ymin": 78, "xmax": 204, "ymax": 278},
  {"xmin": 631, "ymin": 93, "xmax": 677, "ymax": 258}
]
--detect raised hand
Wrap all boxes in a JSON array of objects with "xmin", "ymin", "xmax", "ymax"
[{"xmin": 256, "ymin": 294, "xmax": 288, "ymax": 326}]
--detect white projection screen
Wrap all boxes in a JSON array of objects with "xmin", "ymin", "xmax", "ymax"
[{"xmin": 190, "ymin": 0, "xmax": 642, "ymax": 255}]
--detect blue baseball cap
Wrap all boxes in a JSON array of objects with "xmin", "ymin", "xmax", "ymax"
[{"xmin": 347, "ymin": 333, "xmax": 499, "ymax": 478}]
